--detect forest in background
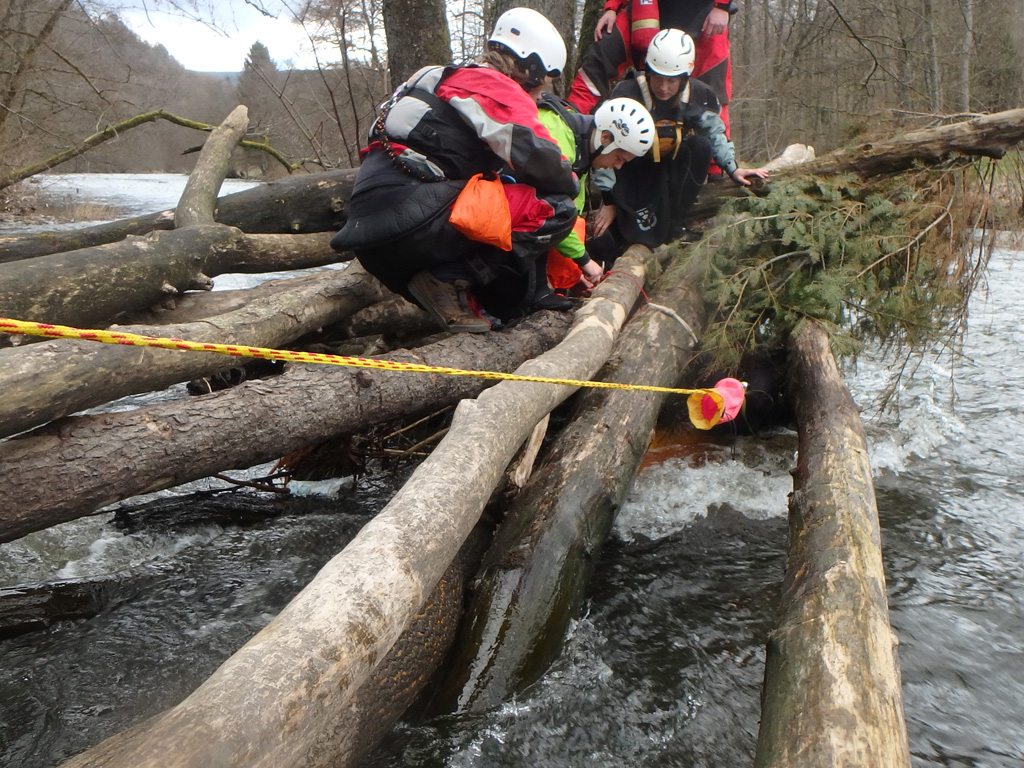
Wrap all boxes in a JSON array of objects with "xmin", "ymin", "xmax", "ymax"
[{"xmin": 1, "ymin": 0, "xmax": 1022, "ymax": 186}]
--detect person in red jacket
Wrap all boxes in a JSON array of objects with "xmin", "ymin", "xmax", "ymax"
[
  {"xmin": 568, "ymin": 0, "xmax": 734, "ymax": 140},
  {"xmin": 331, "ymin": 8, "xmax": 578, "ymax": 333}
]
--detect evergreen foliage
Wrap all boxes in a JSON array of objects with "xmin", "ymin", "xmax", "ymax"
[{"xmin": 685, "ymin": 161, "xmax": 1001, "ymax": 375}]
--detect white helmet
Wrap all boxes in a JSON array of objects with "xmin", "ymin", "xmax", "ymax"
[
  {"xmin": 645, "ymin": 29, "xmax": 696, "ymax": 77},
  {"xmin": 592, "ymin": 98, "xmax": 654, "ymax": 157},
  {"xmin": 489, "ymin": 7, "xmax": 567, "ymax": 80}
]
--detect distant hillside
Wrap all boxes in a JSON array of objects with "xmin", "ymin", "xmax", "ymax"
[{"xmin": 0, "ymin": 4, "xmax": 257, "ymax": 177}]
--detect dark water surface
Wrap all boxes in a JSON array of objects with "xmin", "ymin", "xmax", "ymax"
[{"xmin": 1, "ymin": 178, "xmax": 1022, "ymax": 766}]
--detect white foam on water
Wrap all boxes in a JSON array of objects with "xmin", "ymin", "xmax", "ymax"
[
  {"xmin": 53, "ymin": 527, "xmax": 223, "ymax": 581},
  {"xmin": 614, "ymin": 452, "xmax": 793, "ymax": 543},
  {"xmin": 287, "ymin": 476, "xmax": 356, "ymax": 498}
]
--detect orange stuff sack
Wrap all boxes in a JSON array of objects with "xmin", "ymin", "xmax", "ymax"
[
  {"xmin": 546, "ymin": 216, "xmax": 588, "ymax": 290},
  {"xmin": 449, "ymin": 173, "xmax": 512, "ymax": 251}
]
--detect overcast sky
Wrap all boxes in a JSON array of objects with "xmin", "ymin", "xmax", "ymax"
[{"xmin": 120, "ymin": 1, "xmax": 326, "ymax": 72}]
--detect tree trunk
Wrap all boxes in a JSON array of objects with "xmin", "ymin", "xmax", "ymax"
[
  {"xmin": 381, "ymin": 0, "xmax": 452, "ymax": 87},
  {"xmin": 0, "ymin": 227, "xmax": 340, "ymax": 330},
  {"xmin": 55, "ymin": 253, "xmax": 652, "ymax": 768},
  {"xmin": 433, "ymin": 248, "xmax": 709, "ymax": 714},
  {"xmin": 754, "ymin": 319, "xmax": 910, "ymax": 768},
  {"xmin": 0, "ymin": 263, "xmax": 387, "ymax": 439},
  {"xmin": 0, "ymin": 312, "xmax": 572, "ymax": 543},
  {"xmin": 0, "ymin": 169, "xmax": 356, "ymax": 264}
]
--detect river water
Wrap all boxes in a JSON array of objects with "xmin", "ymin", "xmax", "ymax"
[{"xmin": 0, "ymin": 175, "xmax": 1022, "ymax": 767}]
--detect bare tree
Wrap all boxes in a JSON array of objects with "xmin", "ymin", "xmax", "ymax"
[{"xmin": 380, "ymin": 0, "xmax": 452, "ymax": 86}]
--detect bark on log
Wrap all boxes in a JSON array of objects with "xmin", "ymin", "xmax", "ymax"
[
  {"xmin": 55, "ymin": 252, "xmax": 653, "ymax": 768},
  {"xmin": 754, "ymin": 319, "xmax": 910, "ymax": 768},
  {"xmin": 117, "ymin": 267, "xmax": 370, "ymax": 327},
  {"xmin": 0, "ymin": 312, "xmax": 572, "ymax": 543},
  {"xmin": 0, "ymin": 227, "xmax": 341, "ymax": 330},
  {"xmin": 339, "ymin": 294, "xmax": 434, "ymax": 339},
  {"xmin": 434, "ymin": 248, "xmax": 708, "ymax": 713},
  {"xmin": 0, "ymin": 169, "xmax": 356, "ymax": 263},
  {"xmin": 0, "ymin": 263, "xmax": 386, "ymax": 439},
  {"xmin": 175, "ymin": 106, "xmax": 249, "ymax": 228}
]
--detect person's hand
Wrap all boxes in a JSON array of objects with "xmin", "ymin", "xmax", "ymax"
[
  {"xmin": 701, "ymin": 7, "xmax": 730, "ymax": 37},
  {"xmin": 730, "ymin": 168, "xmax": 769, "ymax": 187},
  {"xmin": 594, "ymin": 10, "xmax": 617, "ymax": 41},
  {"xmin": 580, "ymin": 258, "xmax": 604, "ymax": 287},
  {"xmin": 592, "ymin": 203, "xmax": 617, "ymax": 237}
]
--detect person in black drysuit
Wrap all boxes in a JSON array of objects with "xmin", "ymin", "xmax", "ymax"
[{"xmin": 588, "ymin": 28, "xmax": 765, "ymax": 263}]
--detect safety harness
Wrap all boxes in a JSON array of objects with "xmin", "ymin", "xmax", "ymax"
[{"xmin": 635, "ymin": 74, "xmax": 691, "ymax": 163}]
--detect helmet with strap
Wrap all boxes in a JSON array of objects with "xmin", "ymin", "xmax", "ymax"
[
  {"xmin": 592, "ymin": 97, "xmax": 654, "ymax": 158},
  {"xmin": 488, "ymin": 7, "xmax": 567, "ymax": 89},
  {"xmin": 645, "ymin": 28, "xmax": 696, "ymax": 78}
]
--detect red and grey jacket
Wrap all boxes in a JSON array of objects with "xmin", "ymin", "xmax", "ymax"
[{"xmin": 370, "ymin": 64, "xmax": 578, "ymax": 200}]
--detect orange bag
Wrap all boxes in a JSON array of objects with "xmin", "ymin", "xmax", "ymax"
[
  {"xmin": 449, "ymin": 173, "xmax": 512, "ymax": 251},
  {"xmin": 546, "ymin": 216, "xmax": 588, "ymax": 290}
]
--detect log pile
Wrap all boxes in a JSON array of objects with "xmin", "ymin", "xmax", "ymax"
[{"xmin": 1, "ymin": 105, "xmax": 1021, "ymax": 768}]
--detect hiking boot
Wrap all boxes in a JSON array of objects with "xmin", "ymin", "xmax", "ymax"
[{"xmin": 408, "ymin": 271, "xmax": 491, "ymax": 333}]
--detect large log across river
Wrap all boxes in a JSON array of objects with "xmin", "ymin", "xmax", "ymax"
[{"xmin": 754, "ymin": 319, "xmax": 911, "ymax": 768}]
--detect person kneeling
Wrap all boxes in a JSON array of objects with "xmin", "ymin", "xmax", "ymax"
[{"xmin": 330, "ymin": 8, "xmax": 579, "ymax": 333}]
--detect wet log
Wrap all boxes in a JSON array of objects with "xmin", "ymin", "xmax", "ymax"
[
  {"xmin": 0, "ymin": 578, "xmax": 125, "ymax": 639},
  {"xmin": 754, "ymin": 319, "xmax": 910, "ymax": 768},
  {"xmin": 0, "ymin": 227, "xmax": 341, "ymax": 330},
  {"xmin": 434, "ymin": 248, "xmax": 707, "ymax": 713},
  {"xmin": 0, "ymin": 169, "xmax": 356, "ymax": 264},
  {"xmin": 0, "ymin": 312, "xmax": 572, "ymax": 543},
  {"xmin": 55, "ymin": 251, "xmax": 655, "ymax": 768},
  {"xmin": 0, "ymin": 263, "xmax": 387, "ymax": 439}
]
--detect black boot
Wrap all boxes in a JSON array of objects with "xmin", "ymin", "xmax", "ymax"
[{"xmin": 530, "ymin": 257, "xmax": 572, "ymax": 311}]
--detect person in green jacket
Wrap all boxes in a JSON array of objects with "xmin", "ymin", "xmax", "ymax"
[{"xmin": 534, "ymin": 93, "xmax": 655, "ymax": 295}]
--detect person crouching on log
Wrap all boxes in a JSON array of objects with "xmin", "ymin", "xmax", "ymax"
[
  {"xmin": 589, "ymin": 29, "xmax": 766, "ymax": 264},
  {"xmin": 535, "ymin": 92, "xmax": 654, "ymax": 296},
  {"xmin": 330, "ymin": 7, "xmax": 579, "ymax": 334}
]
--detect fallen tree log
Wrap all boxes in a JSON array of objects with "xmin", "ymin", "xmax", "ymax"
[
  {"xmin": 0, "ymin": 226, "xmax": 340, "ymax": 330},
  {"xmin": 754, "ymin": 319, "xmax": 910, "ymax": 768},
  {"xmin": 115, "ymin": 269, "xmax": 358, "ymax": 326},
  {"xmin": 0, "ymin": 311, "xmax": 572, "ymax": 543},
  {"xmin": 688, "ymin": 108, "xmax": 1024, "ymax": 224},
  {"xmin": 805, "ymin": 107, "xmax": 1024, "ymax": 178},
  {"xmin": 434, "ymin": 247, "xmax": 708, "ymax": 714},
  {"xmin": 0, "ymin": 169, "xmax": 357, "ymax": 264},
  {"xmin": 0, "ymin": 263, "xmax": 387, "ymax": 439},
  {"xmin": 55, "ymin": 251, "xmax": 654, "ymax": 768}
]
